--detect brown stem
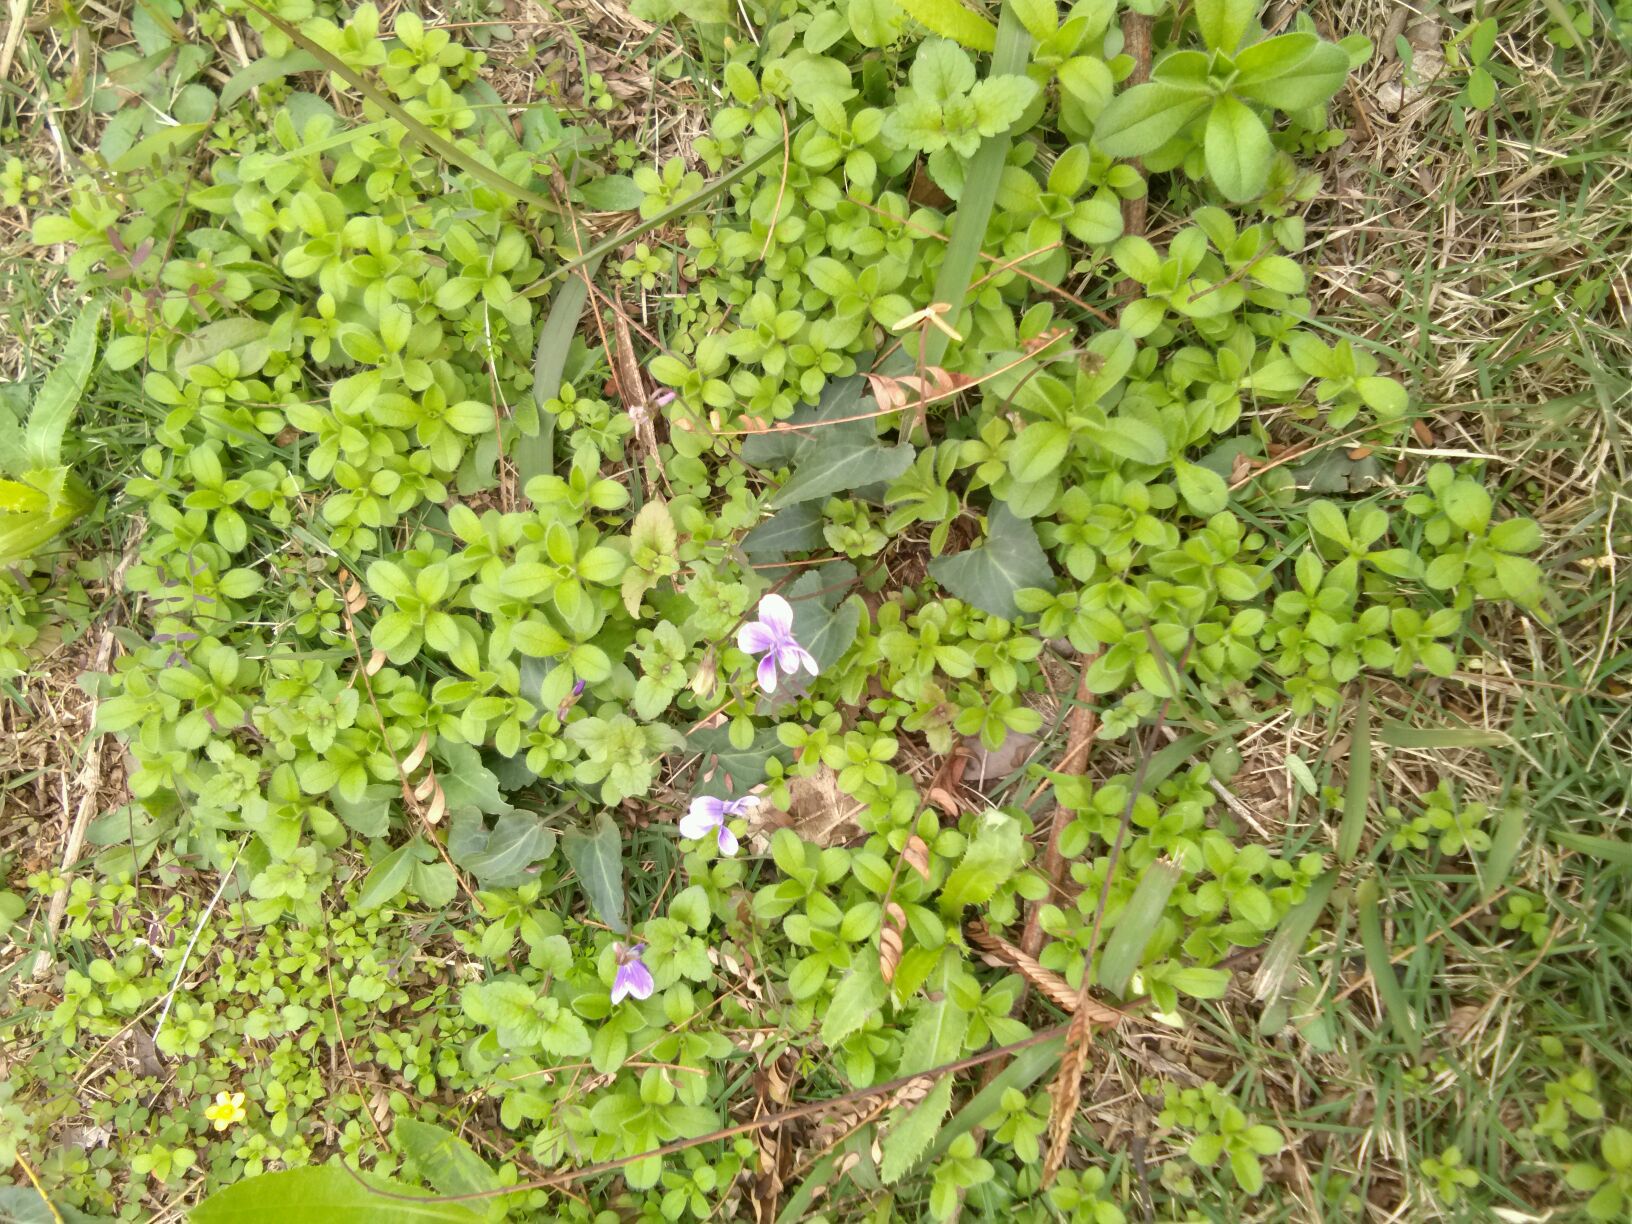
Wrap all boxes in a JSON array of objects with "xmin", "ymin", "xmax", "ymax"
[
  {"xmin": 1117, "ymin": 11, "xmax": 1155, "ymax": 299},
  {"xmin": 1020, "ymin": 656, "xmax": 1100, "ymax": 958}
]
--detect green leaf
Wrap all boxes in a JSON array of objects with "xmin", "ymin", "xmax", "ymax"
[
  {"xmin": 1204, "ymin": 94, "xmax": 1272, "ymax": 202},
  {"xmin": 1086, "ymin": 413, "xmax": 1167, "ymax": 465},
  {"xmin": 928, "ymin": 503, "xmax": 1056, "ymax": 619},
  {"xmin": 1008, "ymin": 0, "xmax": 1056, "ymax": 40},
  {"xmin": 220, "ymin": 50, "xmax": 321, "ymax": 107},
  {"xmin": 1233, "ymin": 35, "xmax": 1350, "ymax": 110},
  {"xmin": 1338, "ymin": 683, "xmax": 1372, "ymax": 863},
  {"xmin": 246, "ymin": 3, "xmax": 559, "ymax": 212},
  {"xmin": 1093, "ymin": 83, "xmax": 1210, "ymax": 159},
  {"xmin": 895, "ymin": 0, "xmax": 997, "ymax": 51},
  {"xmin": 1097, "ymin": 858, "xmax": 1181, "ymax": 996},
  {"xmin": 1251, "ymin": 867, "xmax": 1337, "ymax": 1018},
  {"xmin": 1195, "ymin": 0, "xmax": 1254, "ymax": 53},
  {"xmin": 1009, "ymin": 421, "xmax": 1071, "ymax": 483},
  {"xmin": 1355, "ymin": 875, "xmax": 1421, "ymax": 1055},
  {"xmin": 770, "ymin": 435, "xmax": 917, "ymax": 508},
  {"xmin": 25, "ymin": 302, "xmax": 102, "ymax": 471},
  {"xmin": 968, "ymin": 74, "xmax": 1039, "ymax": 136},
  {"xmin": 434, "ymin": 743, "xmax": 509, "ymax": 814},
  {"xmin": 448, "ymin": 809, "xmax": 557, "ymax": 888},
  {"xmin": 190, "ymin": 1166, "xmax": 484, "ymax": 1223},
  {"xmin": 897, "ymin": 4, "xmax": 1032, "ymax": 375},
  {"xmin": 940, "ymin": 809, "xmax": 1024, "ymax": 910},
  {"xmin": 880, "ymin": 1077, "xmax": 954, "ymax": 1183},
  {"xmin": 562, "ymin": 811, "xmax": 626, "ymax": 932},
  {"xmin": 742, "ymin": 502, "xmax": 825, "ymax": 559},
  {"xmin": 393, "ymin": 1119, "xmax": 501, "ymax": 1201},
  {"xmin": 576, "ymin": 174, "xmax": 646, "ymax": 211},
  {"xmin": 1174, "ymin": 459, "xmax": 1229, "ymax": 515},
  {"xmin": 822, "ymin": 959, "xmax": 887, "ymax": 1046},
  {"xmin": 174, "ymin": 318, "xmax": 272, "ymax": 378},
  {"xmin": 356, "ymin": 841, "xmax": 419, "ymax": 911},
  {"xmin": 687, "ymin": 725, "xmax": 793, "ymax": 792}
]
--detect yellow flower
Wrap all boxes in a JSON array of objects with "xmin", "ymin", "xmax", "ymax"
[{"xmin": 204, "ymin": 1091, "xmax": 246, "ymax": 1132}]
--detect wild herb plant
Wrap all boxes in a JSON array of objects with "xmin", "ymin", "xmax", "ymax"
[{"xmin": 3, "ymin": 0, "xmax": 1564, "ymax": 1218}]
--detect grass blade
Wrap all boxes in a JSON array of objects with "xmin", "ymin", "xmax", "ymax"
[
  {"xmin": 1253, "ymin": 867, "xmax": 1338, "ymax": 1011},
  {"xmin": 520, "ymin": 257, "xmax": 601, "ymax": 485},
  {"xmin": 895, "ymin": 2, "xmax": 1033, "ymax": 374},
  {"xmin": 1338, "ymin": 681, "xmax": 1372, "ymax": 864},
  {"xmin": 1549, "ymin": 829, "xmax": 1632, "ymax": 870},
  {"xmin": 1377, "ymin": 720, "xmax": 1510, "ymax": 749},
  {"xmin": 1354, "ymin": 875, "xmax": 1421, "ymax": 1056},
  {"xmin": 1097, "ymin": 858, "xmax": 1181, "ymax": 997},
  {"xmin": 246, "ymin": 2, "xmax": 559, "ymax": 212},
  {"xmin": 1480, "ymin": 803, "xmax": 1528, "ymax": 898}
]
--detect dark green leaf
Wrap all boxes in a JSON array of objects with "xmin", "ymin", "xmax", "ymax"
[
  {"xmin": 449, "ymin": 809, "xmax": 557, "ymax": 888},
  {"xmin": 928, "ymin": 503, "xmax": 1056, "ymax": 619},
  {"xmin": 434, "ymin": 743, "xmax": 509, "ymax": 814},
  {"xmin": 25, "ymin": 302, "xmax": 102, "ymax": 471},
  {"xmin": 562, "ymin": 811, "xmax": 626, "ymax": 932},
  {"xmin": 742, "ymin": 501, "xmax": 824, "ymax": 559},
  {"xmin": 220, "ymin": 51, "xmax": 321, "ymax": 106},
  {"xmin": 687, "ymin": 725, "xmax": 794, "ymax": 793}
]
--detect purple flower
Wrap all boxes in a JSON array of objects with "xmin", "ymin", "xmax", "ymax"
[
  {"xmin": 611, "ymin": 942, "xmax": 653, "ymax": 1004},
  {"xmin": 679, "ymin": 794, "xmax": 758, "ymax": 856},
  {"xmin": 736, "ymin": 594, "xmax": 818, "ymax": 693}
]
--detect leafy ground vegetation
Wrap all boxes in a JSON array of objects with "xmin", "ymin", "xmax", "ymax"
[{"xmin": 0, "ymin": 0, "xmax": 1629, "ymax": 1219}]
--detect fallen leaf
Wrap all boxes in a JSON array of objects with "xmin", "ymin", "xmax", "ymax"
[{"xmin": 961, "ymin": 731, "xmax": 1038, "ymax": 790}]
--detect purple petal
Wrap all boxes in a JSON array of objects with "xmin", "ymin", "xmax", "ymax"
[
  {"xmin": 757, "ymin": 593, "xmax": 794, "ymax": 635},
  {"xmin": 716, "ymin": 824, "xmax": 739, "ymax": 856},
  {"xmin": 675, "ymin": 796, "xmax": 727, "ymax": 842},
  {"xmin": 737, "ymin": 622, "xmax": 778, "ymax": 654},
  {"xmin": 791, "ymin": 644, "xmax": 820, "ymax": 676},
  {"xmin": 756, "ymin": 653, "xmax": 779, "ymax": 693},
  {"xmin": 722, "ymin": 794, "xmax": 760, "ymax": 818},
  {"xmin": 613, "ymin": 959, "xmax": 654, "ymax": 1002}
]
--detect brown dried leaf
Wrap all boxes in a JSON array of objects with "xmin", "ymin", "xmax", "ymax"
[
  {"xmin": 879, "ymin": 901, "xmax": 907, "ymax": 983},
  {"xmin": 412, "ymin": 769, "xmax": 438, "ymax": 803},
  {"xmin": 961, "ymin": 731, "xmax": 1039, "ymax": 789},
  {"xmin": 925, "ymin": 785, "xmax": 962, "ymax": 817},
  {"xmin": 902, "ymin": 835, "xmax": 931, "ymax": 881},
  {"xmin": 365, "ymin": 649, "xmax": 387, "ymax": 677},
  {"xmin": 401, "ymin": 732, "xmax": 430, "ymax": 774},
  {"xmin": 424, "ymin": 781, "xmax": 446, "ymax": 826},
  {"xmin": 761, "ymin": 766, "xmax": 861, "ymax": 848}
]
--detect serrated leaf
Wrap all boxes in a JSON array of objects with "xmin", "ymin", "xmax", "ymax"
[
  {"xmin": 939, "ymin": 810, "xmax": 1024, "ymax": 910},
  {"xmin": 25, "ymin": 302, "xmax": 102, "ymax": 471},
  {"xmin": 562, "ymin": 811, "xmax": 626, "ymax": 932},
  {"xmin": 880, "ymin": 1077, "xmax": 953, "ymax": 1183},
  {"xmin": 821, "ymin": 959, "xmax": 887, "ymax": 1046},
  {"xmin": 928, "ymin": 503, "xmax": 1055, "ymax": 619}
]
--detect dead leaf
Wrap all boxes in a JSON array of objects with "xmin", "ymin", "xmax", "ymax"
[
  {"xmin": 926, "ymin": 786, "xmax": 962, "ymax": 817},
  {"xmin": 901, "ymin": 835, "xmax": 931, "ymax": 881},
  {"xmin": 879, "ymin": 902, "xmax": 906, "ymax": 983},
  {"xmin": 961, "ymin": 731, "xmax": 1038, "ymax": 789},
  {"xmin": 758, "ymin": 766, "xmax": 861, "ymax": 848}
]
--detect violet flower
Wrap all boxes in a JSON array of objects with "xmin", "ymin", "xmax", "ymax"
[
  {"xmin": 611, "ymin": 942, "xmax": 653, "ymax": 1004},
  {"xmin": 736, "ymin": 593, "xmax": 818, "ymax": 693},
  {"xmin": 679, "ymin": 794, "xmax": 758, "ymax": 856}
]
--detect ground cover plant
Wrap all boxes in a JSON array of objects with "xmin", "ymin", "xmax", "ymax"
[{"xmin": 0, "ymin": 0, "xmax": 1628, "ymax": 1220}]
